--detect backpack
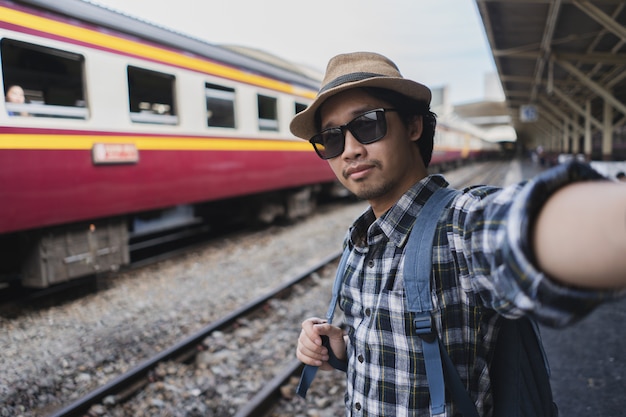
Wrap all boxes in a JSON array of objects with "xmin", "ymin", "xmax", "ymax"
[
  {"xmin": 404, "ymin": 187, "xmax": 558, "ymax": 416},
  {"xmin": 297, "ymin": 187, "xmax": 558, "ymax": 417}
]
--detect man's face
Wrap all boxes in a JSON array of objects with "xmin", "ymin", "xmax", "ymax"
[{"xmin": 318, "ymin": 89, "xmax": 426, "ymax": 216}]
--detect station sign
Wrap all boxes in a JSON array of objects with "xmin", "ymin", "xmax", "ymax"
[{"xmin": 520, "ymin": 105, "xmax": 538, "ymax": 123}]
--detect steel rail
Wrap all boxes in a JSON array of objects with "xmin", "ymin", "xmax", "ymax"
[
  {"xmin": 233, "ymin": 359, "xmax": 303, "ymax": 417},
  {"xmin": 46, "ymin": 251, "xmax": 341, "ymax": 417}
]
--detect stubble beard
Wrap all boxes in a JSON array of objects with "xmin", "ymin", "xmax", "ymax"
[
  {"xmin": 351, "ymin": 179, "xmax": 395, "ymax": 201},
  {"xmin": 342, "ymin": 162, "xmax": 394, "ymax": 201}
]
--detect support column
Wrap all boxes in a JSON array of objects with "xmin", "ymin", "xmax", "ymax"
[
  {"xmin": 571, "ymin": 116, "xmax": 580, "ymax": 154},
  {"xmin": 563, "ymin": 118, "xmax": 570, "ymax": 154},
  {"xmin": 584, "ymin": 100, "xmax": 592, "ymax": 160},
  {"xmin": 553, "ymin": 124, "xmax": 560, "ymax": 154},
  {"xmin": 603, "ymin": 100, "xmax": 613, "ymax": 160}
]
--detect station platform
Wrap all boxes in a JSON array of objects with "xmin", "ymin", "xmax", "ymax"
[
  {"xmin": 502, "ymin": 157, "xmax": 548, "ymax": 185},
  {"xmin": 541, "ymin": 296, "xmax": 625, "ymax": 416},
  {"xmin": 503, "ymin": 155, "xmax": 626, "ymax": 184}
]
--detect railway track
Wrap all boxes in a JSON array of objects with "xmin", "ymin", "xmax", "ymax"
[{"xmin": 44, "ymin": 252, "xmax": 341, "ymax": 417}]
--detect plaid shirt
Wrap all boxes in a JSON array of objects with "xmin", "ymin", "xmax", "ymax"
[{"xmin": 338, "ymin": 161, "xmax": 620, "ymax": 417}]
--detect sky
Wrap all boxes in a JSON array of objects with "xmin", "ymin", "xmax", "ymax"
[{"xmin": 89, "ymin": 0, "xmax": 500, "ymax": 105}]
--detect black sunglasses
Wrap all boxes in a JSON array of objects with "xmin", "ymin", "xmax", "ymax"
[{"xmin": 309, "ymin": 108, "xmax": 397, "ymax": 159}]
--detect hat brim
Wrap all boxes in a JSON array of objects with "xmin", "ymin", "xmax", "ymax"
[{"xmin": 290, "ymin": 76, "xmax": 431, "ymax": 140}]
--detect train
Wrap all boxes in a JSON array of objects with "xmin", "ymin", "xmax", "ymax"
[{"xmin": 0, "ymin": 0, "xmax": 501, "ymax": 288}]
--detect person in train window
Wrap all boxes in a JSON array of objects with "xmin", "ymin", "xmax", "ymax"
[
  {"xmin": 292, "ymin": 52, "xmax": 626, "ymax": 417},
  {"xmin": 5, "ymin": 84, "xmax": 28, "ymax": 116}
]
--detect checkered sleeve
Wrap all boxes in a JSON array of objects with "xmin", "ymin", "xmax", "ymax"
[{"xmin": 453, "ymin": 160, "xmax": 625, "ymax": 327}]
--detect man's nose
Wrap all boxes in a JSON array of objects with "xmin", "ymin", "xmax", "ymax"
[{"xmin": 341, "ymin": 130, "xmax": 365, "ymax": 158}]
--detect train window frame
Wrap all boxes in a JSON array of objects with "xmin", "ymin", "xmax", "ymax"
[
  {"xmin": 257, "ymin": 94, "xmax": 278, "ymax": 132},
  {"xmin": 205, "ymin": 82, "xmax": 236, "ymax": 129},
  {"xmin": 1, "ymin": 38, "xmax": 89, "ymax": 119},
  {"xmin": 127, "ymin": 66, "xmax": 178, "ymax": 125},
  {"xmin": 295, "ymin": 102, "xmax": 307, "ymax": 115}
]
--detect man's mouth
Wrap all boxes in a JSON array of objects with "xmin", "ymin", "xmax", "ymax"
[{"xmin": 344, "ymin": 163, "xmax": 376, "ymax": 180}]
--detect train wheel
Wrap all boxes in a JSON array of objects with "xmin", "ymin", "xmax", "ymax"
[
  {"xmin": 285, "ymin": 187, "xmax": 317, "ymax": 221},
  {"xmin": 255, "ymin": 200, "xmax": 285, "ymax": 225}
]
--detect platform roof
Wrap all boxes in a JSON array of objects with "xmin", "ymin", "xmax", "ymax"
[{"xmin": 475, "ymin": 0, "xmax": 626, "ymax": 148}]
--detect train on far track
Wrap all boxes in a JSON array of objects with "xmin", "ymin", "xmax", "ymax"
[{"xmin": 0, "ymin": 0, "xmax": 501, "ymax": 288}]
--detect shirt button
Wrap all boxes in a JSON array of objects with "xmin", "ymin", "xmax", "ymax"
[
  {"xmin": 367, "ymin": 260, "xmax": 374, "ymax": 268},
  {"xmin": 365, "ymin": 308, "xmax": 371, "ymax": 316},
  {"xmin": 358, "ymin": 354, "xmax": 364, "ymax": 363},
  {"xmin": 355, "ymin": 402, "xmax": 362, "ymax": 411}
]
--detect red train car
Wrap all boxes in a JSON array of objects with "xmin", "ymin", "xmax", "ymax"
[
  {"xmin": 0, "ymin": 0, "xmax": 336, "ymax": 287},
  {"xmin": 432, "ymin": 120, "xmax": 502, "ymax": 171}
]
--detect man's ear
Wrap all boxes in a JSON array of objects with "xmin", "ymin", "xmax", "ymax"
[{"xmin": 408, "ymin": 115, "xmax": 423, "ymax": 142}]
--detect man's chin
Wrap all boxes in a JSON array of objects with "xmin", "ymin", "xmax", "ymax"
[{"xmin": 350, "ymin": 184, "xmax": 389, "ymax": 202}]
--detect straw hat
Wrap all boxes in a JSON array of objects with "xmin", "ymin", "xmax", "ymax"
[{"xmin": 290, "ymin": 52, "xmax": 431, "ymax": 140}]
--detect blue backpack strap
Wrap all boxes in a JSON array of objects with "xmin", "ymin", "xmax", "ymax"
[
  {"xmin": 404, "ymin": 187, "xmax": 459, "ymax": 313},
  {"xmin": 325, "ymin": 247, "xmax": 351, "ymax": 323},
  {"xmin": 296, "ymin": 247, "xmax": 350, "ymax": 398},
  {"xmin": 404, "ymin": 187, "xmax": 468, "ymax": 416}
]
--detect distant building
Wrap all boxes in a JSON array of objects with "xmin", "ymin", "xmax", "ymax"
[{"xmin": 431, "ymin": 82, "xmax": 516, "ymax": 145}]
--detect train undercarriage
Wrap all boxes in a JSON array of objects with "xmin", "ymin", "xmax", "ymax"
[{"xmin": 1, "ymin": 183, "xmax": 344, "ymax": 289}]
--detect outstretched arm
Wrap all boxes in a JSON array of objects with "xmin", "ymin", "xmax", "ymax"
[{"xmin": 532, "ymin": 181, "xmax": 626, "ymax": 289}]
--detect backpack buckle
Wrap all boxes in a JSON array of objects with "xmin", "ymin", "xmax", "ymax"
[{"xmin": 414, "ymin": 314, "xmax": 436, "ymax": 343}]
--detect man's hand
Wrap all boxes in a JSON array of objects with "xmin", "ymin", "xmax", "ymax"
[{"xmin": 297, "ymin": 317, "xmax": 346, "ymax": 371}]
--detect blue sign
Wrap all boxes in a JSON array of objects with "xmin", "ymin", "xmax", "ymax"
[{"xmin": 520, "ymin": 105, "xmax": 538, "ymax": 122}]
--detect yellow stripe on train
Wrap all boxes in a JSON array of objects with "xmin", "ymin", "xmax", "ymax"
[{"xmin": 0, "ymin": 134, "xmax": 315, "ymax": 152}]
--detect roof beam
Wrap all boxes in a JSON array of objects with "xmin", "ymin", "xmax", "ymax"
[
  {"xmin": 494, "ymin": 50, "xmax": 626, "ymax": 65},
  {"xmin": 506, "ymin": 91, "xmax": 534, "ymax": 98},
  {"xmin": 555, "ymin": 57, "xmax": 626, "ymax": 117},
  {"xmin": 538, "ymin": 96, "xmax": 573, "ymax": 125},
  {"xmin": 500, "ymin": 75, "xmax": 535, "ymax": 83},
  {"xmin": 531, "ymin": 0, "xmax": 561, "ymax": 101},
  {"xmin": 550, "ymin": 87, "xmax": 603, "ymax": 130},
  {"xmin": 554, "ymin": 52, "xmax": 626, "ymax": 65},
  {"xmin": 573, "ymin": 1, "xmax": 626, "ymax": 43}
]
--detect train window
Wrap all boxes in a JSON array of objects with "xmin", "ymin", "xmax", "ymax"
[
  {"xmin": 1, "ymin": 39, "xmax": 88, "ymax": 119},
  {"xmin": 295, "ymin": 102, "xmax": 307, "ymax": 114},
  {"xmin": 127, "ymin": 66, "xmax": 177, "ymax": 125},
  {"xmin": 205, "ymin": 82, "xmax": 235, "ymax": 128},
  {"xmin": 257, "ymin": 94, "xmax": 278, "ymax": 131}
]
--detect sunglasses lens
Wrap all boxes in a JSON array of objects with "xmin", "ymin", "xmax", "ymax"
[
  {"xmin": 311, "ymin": 128, "xmax": 344, "ymax": 159},
  {"xmin": 350, "ymin": 110, "xmax": 386, "ymax": 144}
]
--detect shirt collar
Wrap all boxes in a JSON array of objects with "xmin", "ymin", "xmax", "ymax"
[{"xmin": 348, "ymin": 174, "xmax": 449, "ymax": 249}]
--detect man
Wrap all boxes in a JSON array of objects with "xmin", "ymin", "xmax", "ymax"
[{"xmin": 292, "ymin": 52, "xmax": 626, "ymax": 416}]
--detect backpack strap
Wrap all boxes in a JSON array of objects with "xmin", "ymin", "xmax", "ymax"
[
  {"xmin": 405, "ymin": 187, "xmax": 479, "ymax": 417},
  {"xmin": 296, "ymin": 248, "xmax": 350, "ymax": 398},
  {"xmin": 404, "ymin": 187, "xmax": 459, "ymax": 313},
  {"xmin": 404, "ymin": 187, "xmax": 461, "ymax": 415}
]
